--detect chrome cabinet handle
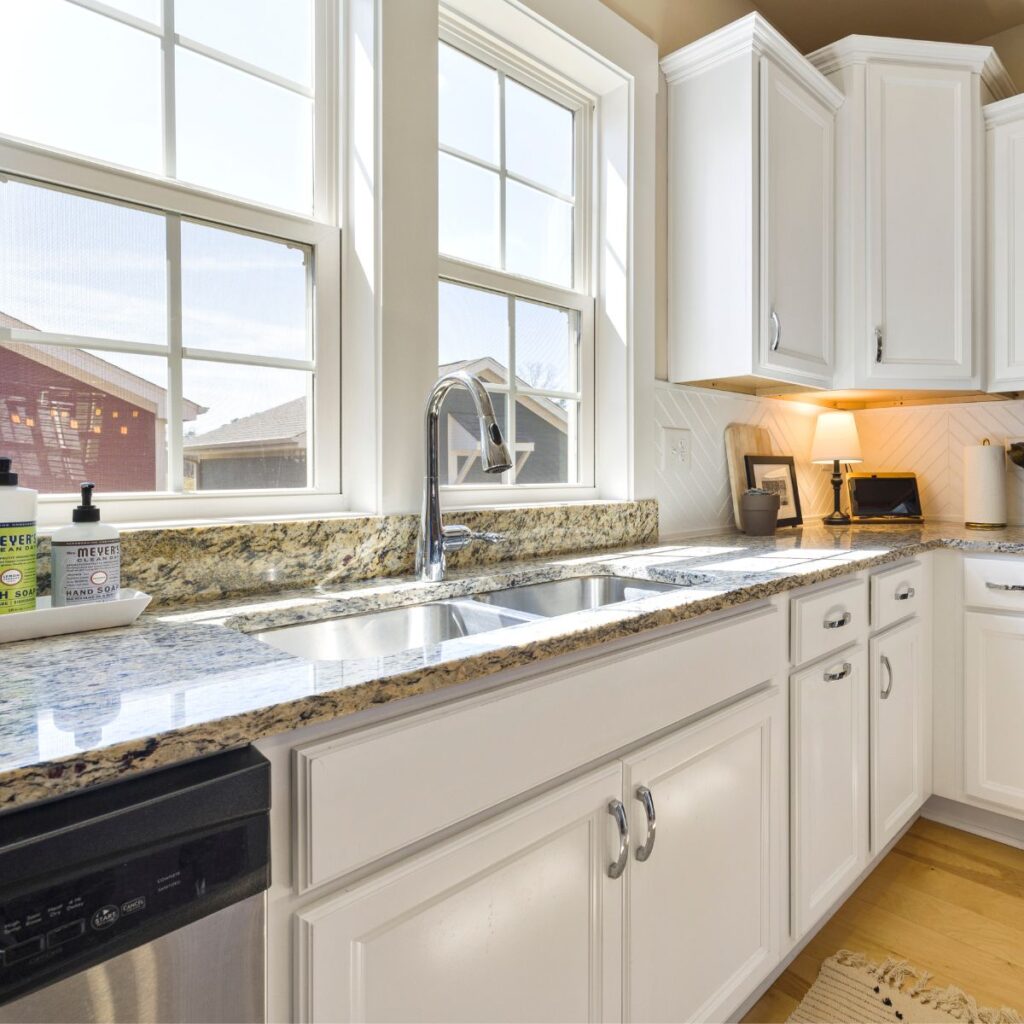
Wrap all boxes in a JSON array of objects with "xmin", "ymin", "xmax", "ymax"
[
  {"xmin": 986, "ymin": 582, "xmax": 1024, "ymax": 592},
  {"xmin": 607, "ymin": 800, "xmax": 629, "ymax": 879},
  {"xmin": 634, "ymin": 785, "xmax": 657, "ymax": 862},
  {"xmin": 880, "ymin": 654, "xmax": 893, "ymax": 700},
  {"xmin": 895, "ymin": 586, "xmax": 915, "ymax": 601},
  {"xmin": 875, "ymin": 327, "xmax": 883, "ymax": 363},
  {"xmin": 824, "ymin": 662, "xmax": 852, "ymax": 682},
  {"xmin": 824, "ymin": 611, "xmax": 852, "ymax": 630},
  {"xmin": 770, "ymin": 310, "xmax": 781, "ymax": 351}
]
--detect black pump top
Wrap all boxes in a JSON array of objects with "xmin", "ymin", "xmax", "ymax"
[
  {"xmin": 73, "ymin": 483, "xmax": 101, "ymax": 523},
  {"xmin": 0, "ymin": 457, "xmax": 17, "ymax": 486}
]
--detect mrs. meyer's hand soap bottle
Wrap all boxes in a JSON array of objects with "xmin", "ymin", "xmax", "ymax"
[
  {"xmin": 51, "ymin": 483, "xmax": 121, "ymax": 606},
  {"xmin": 0, "ymin": 456, "xmax": 37, "ymax": 614}
]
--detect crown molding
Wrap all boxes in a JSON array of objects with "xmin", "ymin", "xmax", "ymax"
[
  {"xmin": 807, "ymin": 35, "xmax": 1017, "ymax": 101},
  {"xmin": 984, "ymin": 92, "xmax": 1024, "ymax": 128},
  {"xmin": 661, "ymin": 12, "xmax": 844, "ymax": 111}
]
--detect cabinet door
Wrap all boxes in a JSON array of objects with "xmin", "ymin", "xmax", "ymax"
[
  {"xmin": 989, "ymin": 115, "xmax": 1024, "ymax": 391},
  {"xmin": 791, "ymin": 648, "xmax": 868, "ymax": 939},
  {"xmin": 870, "ymin": 619, "xmax": 926, "ymax": 851},
  {"xmin": 865, "ymin": 63, "xmax": 975, "ymax": 386},
  {"xmin": 624, "ymin": 690, "xmax": 783, "ymax": 1023},
  {"xmin": 295, "ymin": 765, "xmax": 624, "ymax": 1023},
  {"xmin": 759, "ymin": 58, "xmax": 835, "ymax": 387},
  {"xmin": 964, "ymin": 612, "xmax": 1024, "ymax": 812}
]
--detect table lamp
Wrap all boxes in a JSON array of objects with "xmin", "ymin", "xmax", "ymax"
[{"xmin": 811, "ymin": 411, "xmax": 862, "ymax": 525}]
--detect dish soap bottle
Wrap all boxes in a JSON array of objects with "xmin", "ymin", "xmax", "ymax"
[
  {"xmin": 51, "ymin": 483, "xmax": 121, "ymax": 606},
  {"xmin": 0, "ymin": 456, "xmax": 37, "ymax": 614}
]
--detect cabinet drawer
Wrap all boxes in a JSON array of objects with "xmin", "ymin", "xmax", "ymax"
[
  {"xmin": 870, "ymin": 561, "xmax": 924, "ymax": 630},
  {"xmin": 791, "ymin": 577, "xmax": 867, "ymax": 666},
  {"xmin": 294, "ymin": 604, "xmax": 782, "ymax": 892},
  {"xmin": 964, "ymin": 555, "xmax": 1024, "ymax": 612}
]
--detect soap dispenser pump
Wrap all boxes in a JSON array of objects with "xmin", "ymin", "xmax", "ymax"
[{"xmin": 51, "ymin": 483, "xmax": 121, "ymax": 606}]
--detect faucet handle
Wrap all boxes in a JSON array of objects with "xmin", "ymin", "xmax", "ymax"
[{"xmin": 441, "ymin": 525, "xmax": 505, "ymax": 553}]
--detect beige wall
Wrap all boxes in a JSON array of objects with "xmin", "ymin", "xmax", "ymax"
[
  {"xmin": 979, "ymin": 22, "xmax": 1024, "ymax": 91},
  {"xmin": 598, "ymin": 0, "xmax": 755, "ymax": 56}
]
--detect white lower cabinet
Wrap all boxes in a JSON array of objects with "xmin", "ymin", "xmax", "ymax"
[
  {"xmin": 870, "ymin": 618, "xmax": 927, "ymax": 851},
  {"xmin": 790, "ymin": 647, "xmax": 868, "ymax": 938},
  {"xmin": 964, "ymin": 612, "xmax": 1024, "ymax": 812},
  {"xmin": 294, "ymin": 688, "xmax": 785, "ymax": 1024},
  {"xmin": 295, "ymin": 764, "xmax": 625, "ymax": 1024},
  {"xmin": 624, "ymin": 690, "xmax": 784, "ymax": 1024}
]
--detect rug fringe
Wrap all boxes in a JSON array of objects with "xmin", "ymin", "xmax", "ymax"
[{"xmin": 832, "ymin": 950, "xmax": 1022, "ymax": 1024}]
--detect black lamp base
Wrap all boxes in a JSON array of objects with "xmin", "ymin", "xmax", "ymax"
[
  {"xmin": 822, "ymin": 510, "xmax": 851, "ymax": 526},
  {"xmin": 823, "ymin": 459, "xmax": 850, "ymax": 526}
]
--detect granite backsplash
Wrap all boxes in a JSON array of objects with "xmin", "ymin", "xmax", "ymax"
[{"xmin": 35, "ymin": 499, "xmax": 658, "ymax": 608}]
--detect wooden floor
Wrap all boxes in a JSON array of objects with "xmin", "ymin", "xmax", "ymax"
[{"xmin": 743, "ymin": 818, "xmax": 1024, "ymax": 1022}]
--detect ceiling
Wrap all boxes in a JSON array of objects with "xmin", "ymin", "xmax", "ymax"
[
  {"xmin": 754, "ymin": 0, "xmax": 1024, "ymax": 54},
  {"xmin": 599, "ymin": 0, "xmax": 1024, "ymax": 57}
]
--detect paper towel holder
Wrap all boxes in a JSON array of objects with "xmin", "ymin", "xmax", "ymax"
[{"xmin": 965, "ymin": 438, "xmax": 1008, "ymax": 530}]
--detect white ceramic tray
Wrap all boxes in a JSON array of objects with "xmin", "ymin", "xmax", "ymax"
[{"xmin": 0, "ymin": 590, "xmax": 152, "ymax": 644}]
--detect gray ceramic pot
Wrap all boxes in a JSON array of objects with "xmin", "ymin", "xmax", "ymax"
[{"xmin": 739, "ymin": 489, "xmax": 781, "ymax": 536}]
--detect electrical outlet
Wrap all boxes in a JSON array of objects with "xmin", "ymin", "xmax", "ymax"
[{"xmin": 660, "ymin": 426, "xmax": 691, "ymax": 472}]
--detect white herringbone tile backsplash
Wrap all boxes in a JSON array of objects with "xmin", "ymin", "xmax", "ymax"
[
  {"xmin": 653, "ymin": 382, "xmax": 835, "ymax": 537},
  {"xmin": 853, "ymin": 399, "xmax": 1024, "ymax": 525}
]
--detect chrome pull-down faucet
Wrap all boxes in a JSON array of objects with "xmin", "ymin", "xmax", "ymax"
[{"xmin": 417, "ymin": 370, "xmax": 513, "ymax": 582}]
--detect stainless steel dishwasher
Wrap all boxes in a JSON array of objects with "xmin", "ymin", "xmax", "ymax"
[{"xmin": 0, "ymin": 746, "xmax": 270, "ymax": 1023}]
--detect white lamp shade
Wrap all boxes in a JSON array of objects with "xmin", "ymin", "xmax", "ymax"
[{"xmin": 811, "ymin": 410, "xmax": 862, "ymax": 464}]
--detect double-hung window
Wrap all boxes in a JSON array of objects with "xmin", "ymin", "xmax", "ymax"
[
  {"xmin": 0, "ymin": 0, "xmax": 340, "ymax": 518},
  {"xmin": 437, "ymin": 20, "xmax": 595, "ymax": 491}
]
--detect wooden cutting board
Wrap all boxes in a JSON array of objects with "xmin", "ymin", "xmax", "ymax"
[{"xmin": 725, "ymin": 423, "xmax": 774, "ymax": 529}]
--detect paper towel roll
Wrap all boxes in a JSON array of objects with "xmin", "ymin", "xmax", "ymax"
[{"xmin": 964, "ymin": 440, "xmax": 1007, "ymax": 529}]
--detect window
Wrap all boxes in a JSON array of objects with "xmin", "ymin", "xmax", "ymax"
[
  {"xmin": 0, "ymin": 0, "xmax": 318, "ymax": 214},
  {"xmin": 0, "ymin": 0, "xmax": 340, "ymax": 511},
  {"xmin": 437, "ymin": 30, "xmax": 594, "ymax": 489}
]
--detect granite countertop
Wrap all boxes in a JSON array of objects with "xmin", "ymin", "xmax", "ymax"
[{"xmin": 3, "ymin": 522, "xmax": 1024, "ymax": 813}]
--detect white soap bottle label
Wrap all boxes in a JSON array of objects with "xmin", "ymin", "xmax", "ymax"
[{"xmin": 52, "ymin": 539, "xmax": 121, "ymax": 605}]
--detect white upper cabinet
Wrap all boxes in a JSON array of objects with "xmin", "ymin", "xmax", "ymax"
[
  {"xmin": 986, "ymin": 95, "xmax": 1024, "ymax": 392},
  {"xmin": 808, "ymin": 37, "xmax": 1014, "ymax": 391},
  {"xmin": 662, "ymin": 15, "xmax": 842, "ymax": 393}
]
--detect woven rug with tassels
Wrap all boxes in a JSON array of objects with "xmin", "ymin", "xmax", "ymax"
[{"xmin": 787, "ymin": 950, "xmax": 1022, "ymax": 1024}]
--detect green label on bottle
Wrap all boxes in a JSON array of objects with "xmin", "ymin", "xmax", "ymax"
[{"xmin": 0, "ymin": 521, "xmax": 37, "ymax": 613}]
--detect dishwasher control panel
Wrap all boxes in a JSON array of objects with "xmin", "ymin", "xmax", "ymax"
[{"xmin": 0, "ymin": 820, "xmax": 266, "ymax": 1005}]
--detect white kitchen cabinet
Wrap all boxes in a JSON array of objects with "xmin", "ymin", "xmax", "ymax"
[
  {"xmin": 964, "ymin": 611, "xmax": 1024, "ymax": 813},
  {"xmin": 790, "ymin": 647, "xmax": 868, "ymax": 938},
  {"xmin": 662, "ymin": 14, "xmax": 841, "ymax": 392},
  {"xmin": 809, "ymin": 37, "xmax": 1013, "ymax": 391},
  {"xmin": 986, "ymin": 94, "xmax": 1024, "ymax": 391},
  {"xmin": 295, "ymin": 764, "xmax": 625, "ymax": 1024},
  {"xmin": 870, "ymin": 618, "xmax": 927, "ymax": 851},
  {"xmin": 624, "ymin": 689, "xmax": 784, "ymax": 1023}
]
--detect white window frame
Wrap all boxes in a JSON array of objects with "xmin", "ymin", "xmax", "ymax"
[
  {"xmin": 0, "ymin": 0, "xmax": 343, "ymax": 527},
  {"xmin": 438, "ymin": 11, "xmax": 597, "ymax": 501}
]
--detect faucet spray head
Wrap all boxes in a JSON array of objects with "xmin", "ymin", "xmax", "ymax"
[{"xmin": 479, "ymin": 416, "xmax": 513, "ymax": 473}]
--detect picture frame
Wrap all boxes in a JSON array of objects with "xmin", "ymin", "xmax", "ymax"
[{"xmin": 744, "ymin": 455, "xmax": 803, "ymax": 527}]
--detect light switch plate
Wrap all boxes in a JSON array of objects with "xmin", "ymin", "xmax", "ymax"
[{"xmin": 660, "ymin": 426, "xmax": 691, "ymax": 472}]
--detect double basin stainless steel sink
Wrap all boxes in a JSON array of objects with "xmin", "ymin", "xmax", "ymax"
[{"xmin": 254, "ymin": 575, "xmax": 686, "ymax": 661}]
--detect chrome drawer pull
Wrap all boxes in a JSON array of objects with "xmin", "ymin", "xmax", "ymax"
[
  {"xmin": 824, "ymin": 662, "xmax": 852, "ymax": 682},
  {"xmin": 880, "ymin": 654, "xmax": 893, "ymax": 700},
  {"xmin": 824, "ymin": 611, "xmax": 852, "ymax": 629},
  {"xmin": 770, "ymin": 310, "xmax": 781, "ymax": 351},
  {"xmin": 895, "ymin": 586, "xmax": 915, "ymax": 601},
  {"xmin": 634, "ymin": 785, "xmax": 657, "ymax": 863},
  {"xmin": 986, "ymin": 582, "xmax": 1024, "ymax": 592},
  {"xmin": 607, "ymin": 800, "xmax": 629, "ymax": 879}
]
